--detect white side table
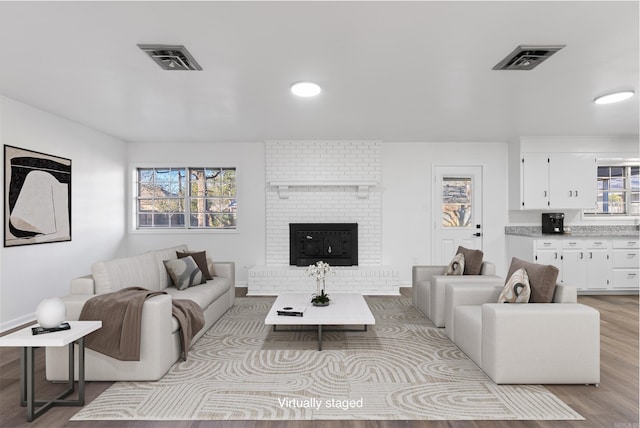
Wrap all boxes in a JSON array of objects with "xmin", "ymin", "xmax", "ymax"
[{"xmin": 0, "ymin": 320, "xmax": 101, "ymax": 421}]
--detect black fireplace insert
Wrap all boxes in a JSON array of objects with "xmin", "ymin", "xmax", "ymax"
[{"xmin": 289, "ymin": 223, "xmax": 358, "ymax": 266}]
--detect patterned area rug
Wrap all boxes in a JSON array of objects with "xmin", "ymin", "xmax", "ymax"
[{"xmin": 71, "ymin": 296, "xmax": 583, "ymax": 421}]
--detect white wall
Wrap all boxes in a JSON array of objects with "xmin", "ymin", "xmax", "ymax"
[
  {"xmin": 0, "ymin": 96, "xmax": 127, "ymax": 331},
  {"xmin": 382, "ymin": 142, "xmax": 509, "ymax": 283},
  {"xmin": 128, "ymin": 141, "xmax": 510, "ymax": 288},
  {"xmin": 125, "ymin": 142, "xmax": 265, "ymax": 285}
]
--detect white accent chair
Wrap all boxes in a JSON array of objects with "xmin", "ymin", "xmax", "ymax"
[
  {"xmin": 443, "ymin": 260, "xmax": 600, "ymax": 385},
  {"xmin": 412, "ymin": 261, "xmax": 502, "ymax": 327}
]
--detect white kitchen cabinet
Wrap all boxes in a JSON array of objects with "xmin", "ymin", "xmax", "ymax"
[
  {"xmin": 553, "ymin": 239, "xmax": 610, "ymax": 290},
  {"xmin": 560, "ymin": 240, "xmax": 587, "ymax": 289},
  {"xmin": 521, "ymin": 153, "xmax": 551, "ymax": 209},
  {"xmin": 548, "ymin": 154, "xmax": 597, "ymax": 209},
  {"xmin": 533, "ymin": 239, "xmax": 562, "ymax": 270},
  {"xmin": 517, "ymin": 153, "xmax": 596, "ymax": 210},
  {"xmin": 612, "ymin": 239, "xmax": 640, "ymax": 289},
  {"xmin": 506, "ymin": 235, "xmax": 632, "ymax": 293},
  {"xmin": 583, "ymin": 240, "xmax": 612, "ymax": 290}
]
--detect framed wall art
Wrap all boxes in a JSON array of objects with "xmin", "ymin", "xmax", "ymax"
[{"xmin": 4, "ymin": 145, "xmax": 71, "ymax": 247}]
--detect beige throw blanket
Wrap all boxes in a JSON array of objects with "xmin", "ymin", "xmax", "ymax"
[{"xmin": 79, "ymin": 287, "xmax": 205, "ymax": 361}]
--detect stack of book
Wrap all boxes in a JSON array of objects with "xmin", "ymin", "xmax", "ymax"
[{"xmin": 277, "ymin": 306, "xmax": 306, "ymax": 317}]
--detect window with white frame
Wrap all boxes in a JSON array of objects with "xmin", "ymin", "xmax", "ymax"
[
  {"xmin": 136, "ymin": 167, "xmax": 237, "ymax": 229},
  {"xmin": 585, "ymin": 164, "xmax": 639, "ymax": 216}
]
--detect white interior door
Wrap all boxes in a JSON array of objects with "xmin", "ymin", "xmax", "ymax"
[{"xmin": 433, "ymin": 166, "xmax": 483, "ymax": 265}]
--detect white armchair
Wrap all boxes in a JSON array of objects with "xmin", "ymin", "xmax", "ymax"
[
  {"xmin": 412, "ymin": 261, "xmax": 502, "ymax": 327},
  {"xmin": 443, "ymin": 259, "xmax": 600, "ymax": 385}
]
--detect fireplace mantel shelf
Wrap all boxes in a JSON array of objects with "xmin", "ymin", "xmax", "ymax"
[{"xmin": 269, "ymin": 181, "xmax": 378, "ymax": 199}]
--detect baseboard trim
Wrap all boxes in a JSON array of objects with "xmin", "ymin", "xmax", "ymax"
[{"xmin": 1, "ymin": 313, "xmax": 35, "ymax": 335}]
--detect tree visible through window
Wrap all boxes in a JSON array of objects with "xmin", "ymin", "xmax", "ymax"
[
  {"xmin": 136, "ymin": 167, "xmax": 237, "ymax": 229},
  {"xmin": 442, "ymin": 177, "xmax": 472, "ymax": 227},
  {"xmin": 585, "ymin": 165, "xmax": 639, "ymax": 216}
]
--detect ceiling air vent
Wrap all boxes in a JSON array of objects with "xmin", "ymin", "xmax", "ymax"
[
  {"xmin": 493, "ymin": 45, "xmax": 565, "ymax": 71},
  {"xmin": 137, "ymin": 44, "xmax": 202, "ymax": 71}
]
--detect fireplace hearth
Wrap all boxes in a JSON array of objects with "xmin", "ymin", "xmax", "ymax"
[{"xmin": 289, "ymin": 223, "xmax": 358, "ymax": 266}]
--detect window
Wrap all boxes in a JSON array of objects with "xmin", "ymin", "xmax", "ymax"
[
  {"xmin": 136, "ymin": 167, "xmax": 237, "ymax": 229},
  {"xmin": 585, "ymin": 164, "xmax": 639, "ymax": 216},
  {"xmin": 441, "ymin": 176, "xmax": 473, "ymax": 227}
]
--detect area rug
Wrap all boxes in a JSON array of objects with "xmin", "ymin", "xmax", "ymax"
[{"xmin": 71, "ymin": 296, "xmax": 583, "ymax": 421}]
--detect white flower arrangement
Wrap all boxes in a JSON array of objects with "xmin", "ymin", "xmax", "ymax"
[
  {"xmin": 305, "ymin": 260, "xmax": 333, "ymax": 280},
  {"xmin": 306, "ymin": 261, "xmax": 334, "ymax": 305}
]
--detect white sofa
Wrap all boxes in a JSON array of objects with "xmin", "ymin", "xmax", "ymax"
[
  {"xmin": 412, "ymin": 261, "xmax": 502, "ymax": 327},
  {"xmin": 46, "ymin": 244, "xmax": 235, "ymax": 381},
  {"xmin": 444, "ymin": 278, "xmax": 600, "ymax": 385}
]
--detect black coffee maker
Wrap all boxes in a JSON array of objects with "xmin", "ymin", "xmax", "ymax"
[{"xmin": 542, "ymin": 213, "xmax": 565, "ymax": 234}]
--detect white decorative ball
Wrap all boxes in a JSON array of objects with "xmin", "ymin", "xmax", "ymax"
[{"xmin": 36, "ymin": 298, "xmax": 66, "ymax": 328}]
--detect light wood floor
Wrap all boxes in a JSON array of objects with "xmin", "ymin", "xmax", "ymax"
[{"xmin": 1, "ymin": 289, "xmax": 637, "ymax": 428}]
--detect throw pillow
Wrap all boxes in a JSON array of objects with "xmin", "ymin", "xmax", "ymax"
[
  {"xmin": 456, "ymin": 246, "xmax": 484, "ymax": 275},
  {"xmin": 163, "ymin": 256, "xmax": 206, "ymax": 290},
  {"xmin": 506, "ymin": 257, "xmax": 559, "ymax": 303},
  {"xmin": 445, "ymin": 252, "xmax": 465, "ymax": 276},
  {"xmin": 177, "ymin": 250, "xmax": 213, "ymax": 280},
  {"xmin": 498, "ymin": 268, "xmax": 531, "ymax": 303}
]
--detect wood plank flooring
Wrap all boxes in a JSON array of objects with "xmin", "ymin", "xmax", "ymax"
[{"xmin": 0, "ymin": 290, "xmax": 637, "ymax": 428}]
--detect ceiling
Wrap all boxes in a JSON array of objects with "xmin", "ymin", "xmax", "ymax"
[{"xmin": 0, "ymin": 1, "xmax": 638, "ymax": 143}]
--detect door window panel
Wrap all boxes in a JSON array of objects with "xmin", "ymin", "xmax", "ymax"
[{"xmin": 442, "ymin": 177, "xmax": 472, "ymax": 227}]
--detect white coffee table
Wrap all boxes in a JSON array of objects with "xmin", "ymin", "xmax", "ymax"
[
  {"xmin": 0, "ymin": 320, "xmax": 102, "ymax": 421},
  {"xmin": 264, "ymin": 293, "xmax": 375, "ymax": 350}
]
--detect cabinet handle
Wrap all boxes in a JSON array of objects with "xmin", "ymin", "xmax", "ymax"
[
  {"xmin": 580, "ymin": 252, "xmax": 584, "ymax": 259},
  {"xmin": 589, "ymin": 252, "xmax": 593, "ymax": 259},
  {"xmin": 575, "ymin": 190, "xmax": 579, "ymax": 197},
  {"xmin": 628, "ymin": 254, "xmax": 637, "ymax": 257},
  {"xmin": 544, "ymin": 190, "xmax": 547, "ymax": 197},
  {"xmin": 629, "ymin": 273, "xmax": 637, "ymax": 278},
  {"xmin": 554, "ymin": 252, "xmax": 558, "ymax": 259}
]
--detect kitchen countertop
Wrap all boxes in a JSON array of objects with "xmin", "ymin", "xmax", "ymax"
[{"xmin": 505, "ymin": 225, "xmax": 639, "ymax": 238}]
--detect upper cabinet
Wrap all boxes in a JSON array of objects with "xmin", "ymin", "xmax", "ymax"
[
  {"xmin": 509, "ymin": 136, "xmax": 638, "ymax": 211},
  {"xmin": 548, "ymin": 153, "xmax": 597, "ymax": 209},
  {"xmin": 516, "ymin": 152, "xmax": 597, "ymax": 210}
]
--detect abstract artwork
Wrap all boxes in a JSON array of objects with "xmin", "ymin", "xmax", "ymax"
[{"xmin": 4, "ymin": 145, "xmax": 71, "ymax": 247}]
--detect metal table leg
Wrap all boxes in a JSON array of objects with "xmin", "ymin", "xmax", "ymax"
[
  {"xmin": 272, "ymin": 324, "xmax": 368, "ymax": 351},
  {"xmin": 20, "ymin": 339, "xmax": 86, "ymax": 421}
]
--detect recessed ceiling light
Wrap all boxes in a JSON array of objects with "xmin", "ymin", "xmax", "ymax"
[
  {"xmin": 291, "ymin": 82, "xmax": 321, "ymax": 97},
  {"xmin": 594, "ymin": 90, "xmax": 635, "ymax": 105}
]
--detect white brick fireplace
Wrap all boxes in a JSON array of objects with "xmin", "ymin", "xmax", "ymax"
[{"xmin": 247, "ymin": 141, "xmax": 399, "ymax": 295}]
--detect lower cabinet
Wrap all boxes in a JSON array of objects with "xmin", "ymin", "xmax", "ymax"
[
  {"xmin": 612, "ymin": 239, "xmax": 640, "ymax": 289},
  {"xmin": 507, "ymin": 236, "xmax": 639, "ymax": 293}
]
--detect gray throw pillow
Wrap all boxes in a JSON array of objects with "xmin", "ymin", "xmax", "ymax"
[
  {"xmin": 506, "ymin": 257, "xmax": 559, "ymax": 303},
  {"xmin": 456, "ymin": 246, "xmax": 484, "ymax": 275},
  {"xmin": 164, "ymin": 256, "xmax": 206, "ymax": 290}
]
